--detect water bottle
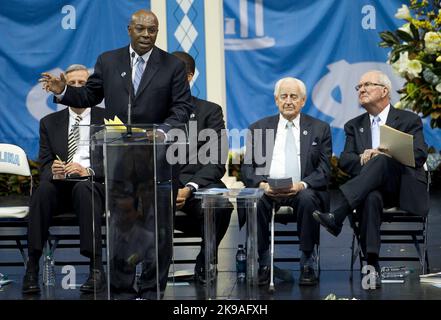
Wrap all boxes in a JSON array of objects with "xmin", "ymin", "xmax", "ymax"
[
  {"xmin": 236, "ymin": 244, "xmax": 246, "ymax": 281},
  {"xmin": 43, "ymin": 250, "xmax": 55, "ymax": 286}
]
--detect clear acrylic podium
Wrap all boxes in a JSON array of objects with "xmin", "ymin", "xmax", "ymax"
[
  {"xmin": 84, "ymin": 123, "xmax": 187, "ymax": 300},
  {"xmin": 194, "ymin": 188, "xmax": 264, "ymax": 300}
]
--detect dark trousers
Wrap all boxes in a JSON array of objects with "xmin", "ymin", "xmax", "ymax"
[
  {"xmin": 341, "ymin": 155, "xmax": 402, "ymax": 255},
  {"xmin": 176, "ymin": 183, "xmax": 233, "ymax": 266},
  {"xmin": 27, "ymin": 179, "xmax": 105, "ymax": 261},
  {"xmin": 256, "ymin": 188, "xmax": 321, "ymax": 260}
]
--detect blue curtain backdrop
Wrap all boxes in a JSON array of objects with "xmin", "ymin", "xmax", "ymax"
[
  {"xmin": 0, "ymin": 0, "xmax": 150, "ymax": 160},
  {"xmin": 224, "ymin": 0, "xmax": 441, "ymax": 155},
  {"xmin": 0, "ymin": 0, "xmax": 440, "ymax": 160}
]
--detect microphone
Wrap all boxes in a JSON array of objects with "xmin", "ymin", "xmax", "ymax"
[{"xmin": 127, "ymin": 51, "xmax": 136, "ymax": 136}]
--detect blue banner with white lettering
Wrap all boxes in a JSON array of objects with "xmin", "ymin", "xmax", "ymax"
[
  {"xmin": 224, "ymin": 0, "xmax": 441, "ymax": 155},
  {"xmin": 0, "ymin": 0, "xmax": 150, "ymax": 160}
]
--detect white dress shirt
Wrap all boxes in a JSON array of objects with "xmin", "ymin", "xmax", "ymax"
[
  {"xmin": 129, "ymin": 45, "xmax": 152, "ymax": 83},
  {"xmin": 369, "ymin": 104, "xmax": 390, "ymax": 147},
  {"xmin": 269, "ymin": 114, "xmax": 302, "ymax": 183}
]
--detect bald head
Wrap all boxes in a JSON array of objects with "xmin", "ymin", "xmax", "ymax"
[{"xmin": 128, "ymin": 10, "xmax": 159, "ymax": 56}]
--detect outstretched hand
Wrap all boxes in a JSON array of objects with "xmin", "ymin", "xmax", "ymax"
[{"xmin": 39, "ymin": 72, "xmax": 67, "ymax": 95}]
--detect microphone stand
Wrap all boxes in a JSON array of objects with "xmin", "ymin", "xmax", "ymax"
[{"xmin": 127, "ymin": 51, "xmax": 136, "ymax": 137}]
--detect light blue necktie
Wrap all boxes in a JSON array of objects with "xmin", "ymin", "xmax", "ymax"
[
  {"xmin": 285, "ymin": 122, "xmax": 300, "ymax": 183},
  {"xmin": 371, "ymin": 116, "xmax": 381, "ymax": 149},
  {"xmin": 133, "ymin": 56, "xmax": 145, "ymax": 95}
]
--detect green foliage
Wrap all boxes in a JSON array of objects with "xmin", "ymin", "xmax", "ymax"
[
  {"xmin": 0, "ymin": 160, "xmax": 40, "ymax": 196},
  {"xmin": 379, "ymin": 0, "xmax": 441, "ymax": 128}
]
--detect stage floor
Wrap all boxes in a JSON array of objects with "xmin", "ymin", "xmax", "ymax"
[{"xmin": 1, "ymin": 188, "xmax": 440, "ymax": 301}]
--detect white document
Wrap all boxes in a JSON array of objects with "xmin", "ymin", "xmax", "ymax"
[{"xmin": 380, "ymin": 125, "xmax": 415, "ymax": 167}]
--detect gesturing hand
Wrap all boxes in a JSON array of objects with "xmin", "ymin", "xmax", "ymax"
[{"xmin": 39, "ymin": 72, "xmax": 67, "ymax": 95}]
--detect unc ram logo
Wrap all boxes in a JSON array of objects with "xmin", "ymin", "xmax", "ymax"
[
  {"xmin": 311, "ymin": 60, "xmax": 405, "ymax": 129},
  {"xmin": 26, "ymin": 67, "xmax": 104, "ymax": 121}
]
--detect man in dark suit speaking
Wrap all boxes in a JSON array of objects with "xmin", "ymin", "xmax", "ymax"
[
  {"xmin": 39, "ymin": 9, "xmax": 192, "ymax": 132},
  {"xmin": 39, "ymin": 10, "xmax": 193, "ymax": 299},
  {"xmin": 313, "ymin": 70, "xmax": 429, "ymax": 287},
  {"xmin": 242, "ymin": 77, "xmax": 332, "ymax": 286}
]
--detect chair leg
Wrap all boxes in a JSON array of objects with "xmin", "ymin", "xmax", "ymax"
[
  {"xmin": 16, "ymin": 239, "xmax": 27, "ymax": 269},
  {"xmin": 269, "ymin": 203, "xmax": 275, "ymax": 293}
]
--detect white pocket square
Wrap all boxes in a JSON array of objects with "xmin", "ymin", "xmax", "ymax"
[{"xmin": 312, "ymin": 141, "xmax": 318, "ymax": 146}]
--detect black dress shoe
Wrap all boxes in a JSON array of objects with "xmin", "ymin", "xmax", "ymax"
[
  {"xmin": 312, "ymin": 211, "xmax": 342, "ymax": 237},
  {"xmin": 22, "ymin": 270, "xmax": 40, "ymax": 294},
  {"xmin": 299, "ymin": 266, "xmax": 318, "ymax": 286},
  {"xmin": 258, "ymin": 266, "xmax": 270, "ymax": 286},
  {"xmin": 80, "ymin": 269, "xmax": 106, "ymax": 293}
]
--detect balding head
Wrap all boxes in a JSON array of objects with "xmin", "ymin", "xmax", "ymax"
[{"xmin": 128, "ymin": 10, "xmax": 159, "ymax": 56}]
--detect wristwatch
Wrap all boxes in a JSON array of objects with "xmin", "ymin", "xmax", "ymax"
[{"xmin": 185, "ymin": 184, "xmax": 197, "ymax": 194}]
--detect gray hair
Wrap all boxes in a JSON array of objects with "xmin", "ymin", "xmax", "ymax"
[
  {"xmin": 274, "ymin": 77, "xmax": 307, "ymax": 98},
  {"xmin": 65, "ymin": 64, "xmax": 88, "ymax": 75},
  {"xmin": 369, "ymin": 70, "xmax": 392, "ymax": 97}
]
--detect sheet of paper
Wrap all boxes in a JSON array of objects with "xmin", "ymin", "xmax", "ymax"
[{"xmin": 380, "ymin": 125, "xmax": 415, "ymax": 167}]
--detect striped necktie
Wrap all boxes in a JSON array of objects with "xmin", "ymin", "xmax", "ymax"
[
  {"xmin": 67, "ymin": 115, "xmax": 82, "ymax": 163},
  {"xmin": 133, "ymin": 56, "xmax": 145, "ymax": 95}
]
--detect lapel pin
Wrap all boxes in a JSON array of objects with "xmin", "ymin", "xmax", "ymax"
[
  {"xmin": 303, "ymin": 130, "xmax": 308, "ymax": 135},
  {"xmin": 121, "ymin": 72, "xmax": 126, "ymax": 77},
  {"xmin": 359, "ymin": 128, "xmax": 364, "ymax": 133}
]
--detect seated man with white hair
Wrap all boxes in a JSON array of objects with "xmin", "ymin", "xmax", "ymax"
[
  {"xmin": 313, "ymin": 70, "xmax": 429, "ymax": 288},
  {"xmin": 242, "ymin": 77, "xmax": 332, "ymax": 286}
]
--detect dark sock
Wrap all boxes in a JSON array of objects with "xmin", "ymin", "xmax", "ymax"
[
  {"xmin": 90, "ymin": 256, "xmax": 103, "ymax": 271},
  {"xmin": 333, "ymin": 194, "xmax": 352, "ymax": 225},
  {"xmin": 367, "ymin": 253, "xmax": 380, "ymax": 272},
  {"xmin": 300, "ymin": 250, "xmax": 313, "ymax": 267},
  {"xmin": 27, "ymin": 250, "xmax": 42, "ymax": 272}
]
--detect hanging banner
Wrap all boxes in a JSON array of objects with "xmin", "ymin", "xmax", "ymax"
[
  {"xmin": 0, "ymin": 0, "xmax": 150, "ymax": 159},
  {"xmin": 224, "ymin": 0, "xmax": 441, "ymax": 154}
]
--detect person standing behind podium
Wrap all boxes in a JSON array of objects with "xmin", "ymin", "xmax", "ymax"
[
  {"xmin": 23, "ymin": 64, "xmax": 106, "ymax": 294},
  {"xmin": 313, "ymin": 70, "xmax": 429, "ymax": 288},
  {"xmin": 38, "ymin": 9, "xmax": 193, "ymax": 299},
  {"xmin": 39, "ymin": 9, "xmax": 193, "ymax": 134},
  {"xmin": 171, "ymin": 51, "xmax": 233, "ymax": 284},
  {"xmin": 241, "ymin": 77, "xmax": 332, "ymax": 286}
]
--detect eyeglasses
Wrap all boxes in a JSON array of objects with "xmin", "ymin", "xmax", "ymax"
[{"xmin": 355, "ymin": 82, "xmax": 386, "ymax": 91}]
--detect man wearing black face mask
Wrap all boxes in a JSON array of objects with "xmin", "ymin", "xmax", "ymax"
[{"xmin": 39, "ymin": 9, "xmax": 193, "ymax": 300}]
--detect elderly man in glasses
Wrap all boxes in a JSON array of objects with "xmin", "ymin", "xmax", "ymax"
[{"xmin": 313, "ymin": 70, "xmax": 429, "ymax": 288}]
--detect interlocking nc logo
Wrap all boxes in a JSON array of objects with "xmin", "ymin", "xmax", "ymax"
[
  {"xmin": 361, "ymin": 264, "xmax": 377, "ymax": 290},
  {"xmin": 224, "ymin": 0, "xmax": 275, "ymax": 50}
]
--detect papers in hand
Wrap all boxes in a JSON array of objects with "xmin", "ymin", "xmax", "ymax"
[
  {"xmin": 267, "ymin": 177, "xmax": 293, "ymax": 190},
  {"xmin": 104, "ymin": 116, "xmax": 144, "ymax": 133},
  {"xmin": 380, "ymin": 125, "xmax": 415, "ymax": 167}
]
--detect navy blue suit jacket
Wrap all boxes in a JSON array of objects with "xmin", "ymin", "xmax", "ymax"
[
  {"xmin": 339, "ymin": 106, "xmax": 429, "ymax": 216},
  {"xmin": 59, "ymin": 46, "xmax": 193, "ymax": 131}
]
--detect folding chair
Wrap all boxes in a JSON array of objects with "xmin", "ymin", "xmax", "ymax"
[
  {"xmin": 269, "ymin": 205, "xmax": 320, "ymax": 291},
  {"xmin": 0, "ymin": 143, "xmax": 32, "ymax": 268},
  {"xmin": 349, "ymin": 166, "xmax": 431, "ymax": 280}
]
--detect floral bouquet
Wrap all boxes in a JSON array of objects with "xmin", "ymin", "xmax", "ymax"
[{"xmin": 379, "ymin": 0, "xmax": 441, "ymax": 128}]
